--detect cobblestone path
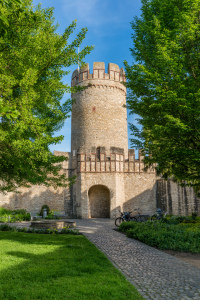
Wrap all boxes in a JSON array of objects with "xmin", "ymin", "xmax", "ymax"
[{"xmin": 74, "ymin": 219, "xmax": 200, "ymax": 300}]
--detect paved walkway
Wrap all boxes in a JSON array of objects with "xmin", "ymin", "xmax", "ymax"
[
  {"xmin": 73, "ymin": 219, "xmax": 200, "ymax": 300},
  {"xmin": 3, "ymin": 219, "xmax": 200, "ymax": 299}
]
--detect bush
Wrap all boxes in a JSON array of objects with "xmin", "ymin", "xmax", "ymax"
[
  {"xmin": 0, "ymin": 224, "xmax": 16, "ymax": 231},
  {"xmin": 44, "ymin": 210, "xmax": 60, "ymax": 219},
  {"xmin": 40, "ymin": 205, "xmax": 50, "ymax": 216},
  {"xmin": 0, "ymin": 211, "xmax": 31, "ymax": 223},
  {"xmin": 60, "ymin": 227, "xmax": 80, "ymax": 235},
  {"xmin": 12, "ymin": 209, "xmax": 27, "ymax": 215},
  {"xmin": 161, "ymin": 215, "xmax": 199, "ymax": 225},
  {"xmin": 192, "ymin": 212, "xmax": 198, "ymax": 220},
  {"xmin": 119, "ymin": 220, "xmax": 200, "ymax": 253},
  {"xmin": 0, "ymin": 208, "xmax": 13, "ymax": 215},
  {"xmin": 0, "ymin": 207, "xmax": 31, "ymax": 222},
  {"xmin": 0, "ymin": 224, "xmax": 79, "ymax": 235},
  {"xmin": 118, "ymin": 220, "xmax": 137, "ymax": 232}
]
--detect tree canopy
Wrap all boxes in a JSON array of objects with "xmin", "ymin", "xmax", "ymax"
[
  {"xmin": 125, "ymin": 0, "xmax": 200, "ymax": 190},
  {"xmin": 0, "ymin": 0, "xmax": 93, "ymax": 192}
]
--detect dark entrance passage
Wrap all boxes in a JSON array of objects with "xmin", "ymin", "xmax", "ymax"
[{"xmin": 88, "ymin": 185, "xmax": 110, "ymax": 218}]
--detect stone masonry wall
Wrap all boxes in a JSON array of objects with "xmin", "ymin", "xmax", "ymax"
[
  {"xmin": 73, "ymin": 171, "xmax": 156, "ymax": 219},
  {"xmin": 157, "ymin": 179, "xmax": 200, "ymax": 215},
  {"xmin": 124, "ymin": 173, "xmax": 157, "ymax": 216},
  {"xmin": 0, "ymin": 151, "xmax": 70, "ymax": 214},
  {"xmin": 0, "ymin": 185, "xmax": 65, "ymax": 213}
]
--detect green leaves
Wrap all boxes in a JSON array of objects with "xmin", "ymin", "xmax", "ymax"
[
  {"xmin": 0, "ymin": 0, "xmax": 22, "ymax": 37},
  {"xmin": 0, "ymin": 0, "xmax": 93, "ymax": 192},
  {"xmin": 125, "ymin": 0, "xmax": 200, "ymax": 189},
  {"xmin": 0, "ymin": 99, "xmax": 20, "ymax": 119}
]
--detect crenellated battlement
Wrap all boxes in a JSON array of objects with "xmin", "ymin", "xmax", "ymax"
[
  {"xmin": 71, "ymin": 62, "xmax": 126, "ymax": 87},
  {"xmin": 76, "ymin": 149, "xmax": 156, "ymax": 174}
]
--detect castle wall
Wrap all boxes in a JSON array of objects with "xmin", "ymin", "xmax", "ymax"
[
  {"xmin": 76, "ymin": 149, "xmax": 156, "ymax": 174},
  {"xmin": 0, "ymin": 151, "xmax": 70, "ymax": 214},
  {"xmin": 71, "ymin": 169, "xmax": 157, "ymax": 219},
  {"xmin": 0, "ymin": 185, "xmax": 66, "ymax": 213},
  {"xmin": 124, "ymin": 173, "xmax": 157, "ymax": 215},
  {"xmin": 157, "ymin": 179, "xmax": 200, "ymax": 215},
  {"xmin": 1, "ymin": 161, "xmax": 199, "ymax": 217}
]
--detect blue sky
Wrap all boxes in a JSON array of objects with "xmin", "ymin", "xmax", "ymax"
[{"xmin": 32, "ymin": 0, "xmax": 142, "ymax": 154}]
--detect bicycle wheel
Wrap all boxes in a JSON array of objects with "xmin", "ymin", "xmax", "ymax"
[
  {"xmin": 129, "ymin": 217, "xmax": 137, "ymax": 222},
  {"xmin": 115, "ymin": 217, "xmax": 124, "ymax": 227},
  {"xmin": 151, "ymin": 215, "xmax": 157, "ymax": 221}
]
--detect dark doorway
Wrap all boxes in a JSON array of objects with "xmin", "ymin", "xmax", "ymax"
[{"xmin": 88, "ymin": 185, "xmax": 110, "ymax": 218}]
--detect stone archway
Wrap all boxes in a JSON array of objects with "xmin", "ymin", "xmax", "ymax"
[{"xmin": 88, "ymin": 185, "xmax": 110, "ymax": 218}]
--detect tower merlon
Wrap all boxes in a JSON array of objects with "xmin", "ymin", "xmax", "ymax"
[{"xmin": 71, "ymin": 62, "xmax": 126, "ymax": 87}]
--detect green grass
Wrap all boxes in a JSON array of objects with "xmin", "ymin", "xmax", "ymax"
[{"xmin": 0, "ymin": 232, "xmax": 143, "ymax": 300}]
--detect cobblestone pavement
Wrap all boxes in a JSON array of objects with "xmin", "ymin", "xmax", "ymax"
[{"xmin": 73, "ymin": 219, "xmax": 200, "ymax": 300}]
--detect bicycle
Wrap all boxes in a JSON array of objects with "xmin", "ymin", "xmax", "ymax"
[
  {"xmin": 115, "ymin": 212, "xmax": 134, "ymax": 227},
  {"xmin": 151, "ymin": 208, "xmax": 168, "ymax": 221},
  {"xmin": 132, "ymin": 208, "xmax": 149, "ymax": 222}
]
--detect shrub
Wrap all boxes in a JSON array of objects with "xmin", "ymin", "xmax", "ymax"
[
  {"xmin": 0, "ymin": 225, "xmax": 79, "ymax": 235},
  {"xmin": 120, "ymin": 221, "xmax": 200, "ymax": 253},
  {"xmin": 12, "ymin": 209, "xmax": 27, "ymax": 215},
  {"xmin": 0, "ymin": 207, "xmax": 31, "ymax": 222},
  {"xmin": 0, "ymin": 224, "xmax": 16, "ymax": 231},
  {"xmin": 40, "ymin": 205, "xmax": 50, "ymax": 216},
  {"xmin": 44, "ymin": 210, "xmax": 59, "ymax": 219},
  {"xmin": 60, "ymin": 227, "xmax": 80, "ymax": 235},
  {"xmin": 17, "ymin": 227, "xmax": 27, "ymax": 233},
  {"xmin": 0, "ymin": 208, "xmax": 13, "ymax": 215},
  {"xmin": 118, "ymin": 220, "xmax": 137, "ymax": 232},
  {"xmin": 192, "ymin": 212, "xmax": 198, "ymax": 220}
]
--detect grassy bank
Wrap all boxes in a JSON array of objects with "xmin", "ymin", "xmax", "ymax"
[{"xmin": 0, "ymin": 232, "xmax": 143, "ymax": 300}]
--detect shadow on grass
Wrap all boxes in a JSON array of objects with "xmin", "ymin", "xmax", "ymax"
[{"xmin": 0, "ymin": 232, "xmax": 143, "ymax": 300}]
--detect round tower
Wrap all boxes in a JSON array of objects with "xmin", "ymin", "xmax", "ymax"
[{"xmin": 71, "ymin": 62, "xmax": 128, "ymax": 158}]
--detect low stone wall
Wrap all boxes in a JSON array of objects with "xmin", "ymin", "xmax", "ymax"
[{"xmin": 31, "ymin": 220, "xmax": 76, "ymax": 229}]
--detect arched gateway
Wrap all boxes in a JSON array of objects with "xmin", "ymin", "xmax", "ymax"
[{"xmin": 88, "ymin": 185, "xmax": 110, "ymax": 218}]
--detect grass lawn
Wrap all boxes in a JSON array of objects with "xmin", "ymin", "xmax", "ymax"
[{"xmin": 0, "ymin": 232, "xmax": 143, "ymax": 300}]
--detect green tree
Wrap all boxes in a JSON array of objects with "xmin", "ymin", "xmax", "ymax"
[
  {"xmin": 125, "ymin": 0, "xmax": 200, "ymax": 190},
  {"xmin": 0, "ymin": 0, "xmax": 93, "ymax": 192}
]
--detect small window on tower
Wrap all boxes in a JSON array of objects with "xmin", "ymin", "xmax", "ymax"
[
  {"xmin": 92, "ymin": 106, "xmax": 96, "ymax": 112},
  {"xmin": 96, "ymin": 147, "xmax": 100, "ymax": 161}
]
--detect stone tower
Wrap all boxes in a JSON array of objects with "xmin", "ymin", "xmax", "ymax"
[
  {"xmin": 70, "ymin": 62, "xmax": 130, "ymax": 218},
  {"xmin": 69, "ymin": 62, "xmax": 156, "ymax": 219},
  {"xmin": 71, "ymin": 62, "xmax": 128, "ymax": 160}
]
